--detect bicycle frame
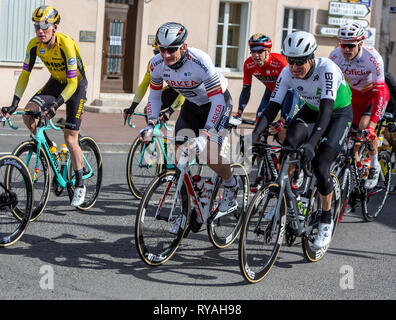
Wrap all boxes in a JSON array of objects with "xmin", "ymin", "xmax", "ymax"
[{"xmin": 6, "ymin": 111, "xmax": 94, "ymax": 188}]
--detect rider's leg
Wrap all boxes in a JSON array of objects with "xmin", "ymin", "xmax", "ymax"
[{"xmin": 22, "ymin": 102, "xmax": 40, "ymax": 135}]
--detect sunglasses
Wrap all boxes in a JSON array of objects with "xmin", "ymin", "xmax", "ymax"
[
  {"xmin": 34, "ymin": 23, "xmax": 52, "ymax": 31},
  {"xmin": 286, "ymin": 56, "xmax": 310, "ymax": 66},
  {"xmin": 250, "ymin": 49, "xmax": 268, "ymax": 55},
  {"xmin": 340, "ymin": 43, "xmax": 358, "ymax": 49},
  {"xmin": 159, "ymin": 46, "xmax": 181, "ymax": 54}
]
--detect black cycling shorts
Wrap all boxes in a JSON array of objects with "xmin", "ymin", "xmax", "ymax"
[
  {"xmin": 29, "ymin": 77, "xmax": 88, "ymax": 131},
  {"xmin": 175, "ymin": 90, "xmax": 232, "ymax": 145}
]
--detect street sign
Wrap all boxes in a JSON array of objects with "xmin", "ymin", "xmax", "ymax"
[
  {"xmin": 319, "ymin": 26, "xmax": 339, "ymax": 37},
  {"xmin": 364, "ymin": 27, "xmax": 376, "ymax": 47},
  {"xmin": 329, "ymin": 1, "xmax": 370, "ymax": 18},
  {"xmin": 390, "ymin": 7, "xmax": 396, "ymax": 14},
  {"xmin": 328, "ymin": 16, "xmax": 369, "ymax": 28}
]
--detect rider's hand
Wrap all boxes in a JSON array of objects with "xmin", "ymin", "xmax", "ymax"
[
  {"xmin": 269, "ymin": 119, "xmax": 285, "ymax": 135},
  {"xmin": 159, "ymin": 107, "xmax": 174, "ymax": 123},
  {"xmin": 123, "ymin": 102, "xmax": 138, "ymax": 124},
  {"xmin": 363, "ymin": 126, "xmax": 377, "ymax": 141},
  {"xmin": 299, "ymin": 143, "xmax": 315, "ymax": 166},
  {"xmin": 139, "ymin": 122, "xmax": 155, "ymax": 143},
  {"xmin": 42, "ymin": 103, "xmax": 57, "ymax": 119},
  {"xmin": 1, "ymin": 105, "xmax": 17, "ymax": 118}
]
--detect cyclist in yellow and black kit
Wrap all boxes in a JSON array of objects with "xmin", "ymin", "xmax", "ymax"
[
  {"xmin": 123, "ymin": 40, "xmax": 185, "ymax": 123},
  {"xmin": 0, "ymin": 5, "xmax": 88, "ymax": 207}
]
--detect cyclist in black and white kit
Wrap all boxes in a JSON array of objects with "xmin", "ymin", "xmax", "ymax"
[
  {"xmin": 269, "ymin": 31, "xmax": 353, "ymax": 249},
  {"xmin": 139, "ymin": 22, "xmax": 238, "ymax": 225}
]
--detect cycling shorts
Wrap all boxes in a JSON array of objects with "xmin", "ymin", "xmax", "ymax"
[
  {"xmin": 29, "ymin": 77, "xmax": 88, "ymax": 131},
  {"xmin": 175, "ymin": 89, "xmax": 232, "ymax": 145},
  {"xmin": 350, "ymin": 87, "xmax": 389, "ymax": 127}
]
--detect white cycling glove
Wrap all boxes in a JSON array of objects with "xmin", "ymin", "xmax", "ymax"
[{"xmin": 139, "ymin": 124, "xmax": 154, "ymax": 142}]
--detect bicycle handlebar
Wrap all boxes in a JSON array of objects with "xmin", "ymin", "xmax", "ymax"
[{"xmin": 0, "ymin": 110, "xmax": 62, "ymax": 131}]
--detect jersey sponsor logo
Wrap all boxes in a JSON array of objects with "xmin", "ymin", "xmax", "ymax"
[
  {"xmin": 369, "ymin": 56, "xmax": 382, "ymax": 77},
  {"xmin": 211, "ymin": 105, "xmax": 223, "ymax": 125},
  {"xmin": 246, "ymin": 62, "xmax": 256, "ymax": 69},
  {"xmin": 68, "ymin": 57, "xmax": 76, "ymax": 66},
  {"xmin": 165, "ymin": 79, "xmax": 201, "ymax": 89},
  {"xmin": 325, "ymin": 72, "xmax": 334, "ymax": 96},
  {"xmin": 44, "ymin": 61, "xmax": 66, "ymax": 72},
  {"xmin": 343, "ymin": 68, "xmax": 370, "ymax": 76},
  {"xmin": 255, "ymin": 75, "xmax": 278, "ymax": 82},
  {"xmin": 150, "ymin": 64, "xmax": 154, "ymax": 72},
  {"xmin": 184, "ymin": 72, "xmax": 192, "ymax": 76},
  {"xmin": 271, "ymin": 77, "xmax": 282, "ymax": 98},
  {"xmin": 40, "ymin": 48, "xmax": 45, "ymax": 55},
  {"xmin": 313, "ymin": 75, "xmax": 319, "ymax": 81},
  {"xmin": 187, "ymin": 54, "xmax": 208, "ymax": 73},
  {"xmin": 297, "ymin": 86, "xmax": 304, "ymax": 91}
]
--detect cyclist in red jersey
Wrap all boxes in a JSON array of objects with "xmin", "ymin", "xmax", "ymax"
[
  {"xmin": 330, "ymin": 23, "xmax": 390, "ymax": 189},
  {"xmin": 232, "ymin": 33, "xmax": 298, "ymax": 140}
]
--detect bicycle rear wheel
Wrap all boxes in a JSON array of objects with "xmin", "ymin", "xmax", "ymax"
[
  {"xmin": 126, "ymin": 136, "xmax": 163, "ymax": 200},
  {"xmin": 0, "ymin": 155, "xmax": 33, "ymax": 247},
  {"xmin": 135, "ymin": 170, "xmax": 190, "ymax": 266},
  {"xmin": 332, "ymin": 157, "xmax": 352, "ymax": 222},
  {"xmin": 12, "ymin": 140, "xmax": 50, "ymax": 221},
  {"xmin": 207, "ymin": 163, "xmax": 250, "ymax": 248},
  {"xmin": 67, "ymin": 136, "xmax": 103, "ymax": 211},
  {"xmin": 361, "ymin": 150, "xmax": 392, "ymax": 221},
  {"xmin": 302, "ymin": 173, "xmax": 341, "ymax": 262},
  {"xmin": 238, "ymin": 183, "xmax": 286, "ymax": 283}
]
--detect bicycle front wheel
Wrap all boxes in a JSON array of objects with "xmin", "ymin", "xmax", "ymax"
[
  {"xmin": 361, "ymin": 150, "xmax": 392, "ymax": 221},
  {"xmin": 126, "ymin": 136, "xmax": 163, "ymax": 200},
  {"xmin": 302, "ymin": 173, "xmax": 341, "ymax": 262},
  {"xmin": 135, "ymin": 170, "xmax": 190, "ymax": 266},
  {"xmin": 1, "ymin": 155, "xmax": 33, "ymax": 247},
  {"xmin": 68, "ymin": 136, "xmax": 103, "ymax": 211},
  {"xmin": 12, "ymin": 140, "xmax": 50, "ymax": 221},
  {"xmin": 238, "ymin": 183, "xmax": 286, "ymax": 283},
  {"xmin": 207, "ymin": 162, "xmax": 250, "ymax": 249}
]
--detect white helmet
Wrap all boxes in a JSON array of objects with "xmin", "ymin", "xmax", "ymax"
[
  {"xmin": 338, "ymin": 22, "xmax": 365, "ymax": 42},
  {"xmin": 156, "ymin": 22, "xmax": 188, "ymax": 47},
  {"xmin": 282, "ymin": 31, "xmax": 317, "ymax": 58}
]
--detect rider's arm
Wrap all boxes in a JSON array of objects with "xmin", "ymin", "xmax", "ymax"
[
  {"xmin": 146, "ymin": 57, "xmax": 163, "ymax": 125},
  {"xmin": 369, "ymin": 52, "xmax": 388, "ymax": 126},
  {"xmin": 133, "ymin": 60, "xmax": 152, "ymax": 104},
  {"xmin": 306, "ymin": 98, "xmax": 334, "ymax": 147},
  {"xmin": 281, "ymin": 89, "xmax": 299, "ymax": 123},
  {"xmin": 252, "ymin": 101, "xmax": 282, "ymax": 140},
  {"xmin": 238, "ymin": 60, "xmax": 253, "ymax": 113}
]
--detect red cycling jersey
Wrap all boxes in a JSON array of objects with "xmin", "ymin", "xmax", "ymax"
[{"xmin": 243, "ymin": 53, "xmax": 288, "ymax": 91}]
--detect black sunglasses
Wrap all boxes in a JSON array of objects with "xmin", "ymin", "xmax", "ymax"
[
  {"xmin": 340, "ymin": 43, "xmax": 358, "ymax": 49},
  {"xmin": 159, "ymin": 46, "xmax": 181, "ymax": 54},
  {"xmin": 286, "ymin": 56, "xmax": 310, "ymax": 66},
  {"xmin": 250, "ymin": 49, "xmax": 268, "ymax": 55}
]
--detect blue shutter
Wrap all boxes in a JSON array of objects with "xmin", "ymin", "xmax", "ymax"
[{"xmin": 0, "ymin": 0, "xmax": 43, "ymax": 62}]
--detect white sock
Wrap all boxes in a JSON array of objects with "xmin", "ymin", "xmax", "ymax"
[
  {"xmin": 224, "ymin": 175, "xmax": 236, "ymax": 187},
  {"xmin": 370, "ymin": 154, "xmax": 379, "ymax": 168}
]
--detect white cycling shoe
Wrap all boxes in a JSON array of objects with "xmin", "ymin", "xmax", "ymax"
[
  {"xmin": 365, "ymin": 165, "xmax": 381, "ymax": 189},
  {"xmin": 71, "ymin": 186, "xmax": 86, "ymax": 207},
  {"xmin": 313, "ymin": 220, "xmax": 334, "ymax": 250},
  {"xmin": 218, "ymin": 180, "xmax": 239, "ymax": 214}
]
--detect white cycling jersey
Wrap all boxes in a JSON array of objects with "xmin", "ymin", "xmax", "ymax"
[
  {"xmin": 270, "ymin": 57, "xmax": 351, "ymax": 111},
  {"xmin": 147, "ymin": 47, "xmax": 228, "ymax": 130},
  {"xmin": 329, "ymin": 45, "xmax": 385, "ymax": 93}
]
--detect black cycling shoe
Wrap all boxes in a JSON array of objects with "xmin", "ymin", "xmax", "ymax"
[{"xmin": 190, "ymin": 208, "xmax": 203, "ymax": 233}]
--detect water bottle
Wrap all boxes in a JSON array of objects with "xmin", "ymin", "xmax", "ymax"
[
  {"xmin": 58, "ymin": 143, "xmax": 69, "ymax": 166},
  {"xmin": 363, "ymin": 158, "xmax": 371, "ymax": 179},
  {"xmin": 297, "ymin": 195, "xmax": 308, "ymax": 221},
  {"xmin": 49, "ymin": 142, "xmax": 60, "ymax": 166}
]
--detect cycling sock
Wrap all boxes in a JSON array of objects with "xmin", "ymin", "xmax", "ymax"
[
  {"xmin": 224, "ymin": 175, "xmax": 236, "ymax": 187},
  {"xmin": 74, "ymin": 169, "xmax": 84, "ymax": 188},
  {"xmin": 320, "ymin": 209, "xmax": 332, "ymax": 224},
  {"xmin": 370, "ymin": 153, "xmax": 379, "ymax": 168}
]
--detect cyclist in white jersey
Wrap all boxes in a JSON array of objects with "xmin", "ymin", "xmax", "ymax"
[
  {"xmin": 269, "ymin": 31, "xmax": 353, "ymax": 249},
  {"xmin": 139, "ymin": 22, "xmax": 238, "ymax": 227},
  {"xmin": 329, "ymin": 22, "xmax": 390, "ymax": 189}
]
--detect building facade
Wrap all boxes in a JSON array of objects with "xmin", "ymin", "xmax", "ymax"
[{"xmin": 0, "ymin": 0, "xmax": 394, "ymax": 114}]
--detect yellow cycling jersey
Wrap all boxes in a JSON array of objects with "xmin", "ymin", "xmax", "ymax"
[{"xmin": 15, "ymin": 32, "xmax": 86, "ymax": 105}]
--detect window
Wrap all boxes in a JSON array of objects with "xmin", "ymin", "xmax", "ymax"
[
  {"xmin": 215, "ymin": 1, "xmax": 250, "ymax": 72},
  {"xmin": 281, "ymin": 8, "xmax": 312, "ymax": 43},
  {"xmin": 0, "ymin": 0, "xmax": 43, "ymax": 63}
]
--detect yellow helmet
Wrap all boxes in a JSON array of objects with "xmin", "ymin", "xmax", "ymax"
[
  {"xmin": 152, "ymin": 39, "xmax": 159, "ymax": 50},
  {"xmin": 32, "ymin": 5, "xmax": 61, "ymax": 25}
]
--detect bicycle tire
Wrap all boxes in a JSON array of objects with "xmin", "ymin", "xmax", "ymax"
[
  {"xmin": 361, "ymin": 150, "xmax": 392, "ymax": 221},
  {"xmin": 302, "ymin": 173, "xmax": 341, "ymax": 262},
  {"xmin": 388, "ymin": 150, "xmax": 396, "ymax": 195},
  {"xmin": 238, "ymin": 183, "xmax": 287, "ymax": 283},
  {"xmin": 67, "ymin": 136, "xmax": 103, "ymax": 211},
  {"xmin": 135, "ymin": 170, "xmax": 190, "ymax": 266},
  {"xmin": 207, "ymin": 163, "xmax": 250, "ymax": 249},
  {"xmin": 126, "ymin": 136, "xmax": 163, "ymax": 200},
  {"xmin": 0, "ymin": 155, "xmax": 33, "ymax": 247},
  {"xmin": 12, "ymin": 140, "xmax": 51, "ymax": 221},
  {"xmin": 332, "ymin": 158, "xmax": 352, "ymax": 222}
]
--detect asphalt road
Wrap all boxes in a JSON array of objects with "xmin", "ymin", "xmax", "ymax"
[{"xmin": 1, "ymin": 125, "xmax": 396, "ymax": 303}]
